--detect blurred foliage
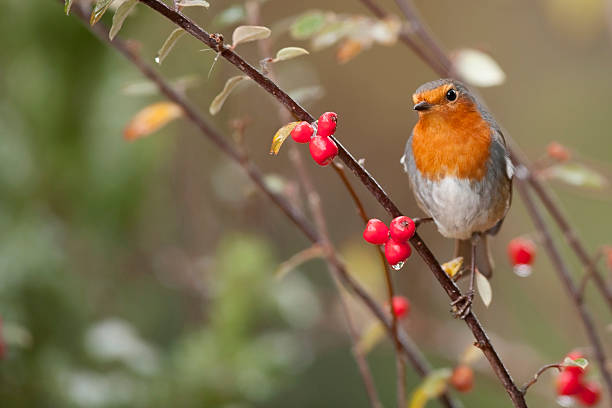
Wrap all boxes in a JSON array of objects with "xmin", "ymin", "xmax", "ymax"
[{"xmin": 1, "ymin": 0, "xmax": 611, "ymax": 407}]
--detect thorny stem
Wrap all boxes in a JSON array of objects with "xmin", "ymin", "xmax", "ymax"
[
  {"xmin": 516, "ymin": 180, "xmax": 612, "ymax": 401},
  {"xmin": 126, "ymin": 1, "xmax": 526, "ymax": 406},
  {"xmin": 66, "ymin": 3, "xmax": 461, "ymax": 408},
  {"xmin": 520, "ymin": 364, "xmax": 562, "ymax": 395}
]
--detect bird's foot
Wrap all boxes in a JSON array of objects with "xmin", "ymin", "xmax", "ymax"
[{"xmin": 450, "ymin": 290, "xmax": 474, "ymax": 319}]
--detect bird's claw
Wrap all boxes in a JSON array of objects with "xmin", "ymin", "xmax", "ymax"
[{"xmin": 451, "ymin": 290, "xmax": 474, "ymax": 319}]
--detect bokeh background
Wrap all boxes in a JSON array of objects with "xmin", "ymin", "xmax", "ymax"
[{"xmin": 2, "ymin": 0, "xmax": 612, "ymax": 406}]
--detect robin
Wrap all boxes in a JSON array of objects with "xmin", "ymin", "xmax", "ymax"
[{"xmin": 401, "ymin": 78, "xmax": 513, "ymax": 318}]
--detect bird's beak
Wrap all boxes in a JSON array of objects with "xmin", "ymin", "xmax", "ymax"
[{"xmin": 413, "ymin": 101, "xmax": 431, "ymax": 111}]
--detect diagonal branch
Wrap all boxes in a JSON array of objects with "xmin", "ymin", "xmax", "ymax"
[
  {"xmin": 64, "ymin": 3, "xmax": 459, "ymax": 407},
  {"xmin": 131, "ymin": 1, "xmax": 527, "ymax": 406}
]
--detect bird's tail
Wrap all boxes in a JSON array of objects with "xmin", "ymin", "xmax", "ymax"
[{"xmin": 454, "ymin": 236, "xmax": 494, "ymax": 279}]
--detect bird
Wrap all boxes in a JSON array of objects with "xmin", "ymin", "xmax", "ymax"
[{"xmin": 400, "ymin": 78, "xmax": 513, "ymax": 318}]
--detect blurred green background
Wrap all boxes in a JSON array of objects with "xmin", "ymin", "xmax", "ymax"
[{"xmin": 1, "ymin": 0, "xmax": 612, "ymax": 406}]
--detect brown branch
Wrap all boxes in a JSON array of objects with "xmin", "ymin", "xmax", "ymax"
[
  {"xmin": 520, "ymin": 364, "xmax": 562, "ymax": 394},
  {"xmin": 515, "ymin": 178, "xmax": 612, "ymax": 400},
  {"xmin": 65, "ymin": 3, "xmax": 461, "ymax": 408}
]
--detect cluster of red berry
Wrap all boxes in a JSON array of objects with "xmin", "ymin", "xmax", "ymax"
[
  {"xmin": 363, "ymin": 216, "xmax": 416, "ymax": 266},
  {"xmin": 557, "ymin": 351, "xmax": 601, "ymax": 406},
  {"xmin": 290, "ymin": 112, "xmax": 339, "ymax": 166}
]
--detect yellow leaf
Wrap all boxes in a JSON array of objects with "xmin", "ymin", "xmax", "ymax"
[
  {"xmin": 441, "ymin": 257, "xmax": 463, "ymax": 278},
  {"xmin": 123, "ymin": 102, "xmax": 182, "ymax": 141},
  {"xmin": 355, "ymin": 321, "xmax": 386, "ymax": 355},
  {"xmin": 269, "ymin": 122, "xmax": 300, "ymax": 155},
  {"xmin": 336, "ymin": 39, "xmax": 363, "ymax": 64},
  {"xmin": 276, "ymin": 245, "xmax": 325, "ymax": 280},
  {"xmin": 408, "ymin": 368, "xmax": 452, "ymax": 408}
]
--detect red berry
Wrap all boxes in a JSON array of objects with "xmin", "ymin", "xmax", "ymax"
[
  {"xmin": 317, "ymin": 112, "xmax": 338, "ymax": 137},
  {"xmin": 389, "ymin": 216, "xmax": 416, "ymax": 242},
  {"xmin": 363, "ymin": 219, "xmax": 389, "ymax": 245},
  {"xmin": 606, "ymin": 248, "xmax": 612, "ymax": 271},
  {"xmin": 565, "ymin": 350, "xmax": 587, "ymax": 376},
  {"xmin": 547, "ymin": 142, "xmax": 571, "ymax": 162},
  {"xmin": 309, "ymin": 135, "xmax": 338, "ymax": 166},
  {"xmin": 507, "ymin": 237, "xmax": 535, "ymax": 266},
  {"xmin": 290, "ymin": 121, "xmax": 314, "ymax": 143},
  {"xmin": 384, "ymin": 238, "xmax": 412, "ymax": 265},
  {"xmin": 391, "ymin": 296, "xmax": 410, "ymax": 319},
  {"xmin": 450, "ymin": 365, "xmax": 474, "ymax": 393},
  {"xmin": 578, "ymin": 382, "xmax": 601, "ymax": 406},
  {"xmin": 557, "ymin": 370, "xmax": 582, "ymax": 396}
]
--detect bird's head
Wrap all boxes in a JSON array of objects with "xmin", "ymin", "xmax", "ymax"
[{"xmin": 412, "ymin": 79, "xmax": 475, "ymax": 117}]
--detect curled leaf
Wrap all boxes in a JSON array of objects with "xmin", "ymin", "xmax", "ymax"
[
  {"xmin": 441, "ymin": 257, "xmax": 463, "ymax": 278},
  {"xmin": 355, "ymin": 321, "xmax": 386, "ymax": 355},
  {"xmin": 64, "ymin": 0, "xmax": 74, "ymax": 15},
  {"xmin": 290, "ymin": 11, "xmax": 326, "ymax": 40},
  {"xmin": 273, "ymin": 47, "xmax": 309, "ymax": 62},
  {"xmin": 176, "ymin": 0, "xmax": 209, "ymax": 8},
  {"xmin": 110, "ymin": 0, "xmax": 138, "ymax": 40},
  {"xmin": 276, "ymin": 245, "xmax": 325, "ymax": 279},
  {"xmin": 209, "ymin": 76, "xmax": 250, "ymax": 115},
  {"xmin": 123, "ymin": 102, "xmax": 183, "ymax": 141},
  {"xmin": 547, "ymin": 162, "xmax": 608, "ymax": 189},
  {"xmin": 231, "ymin": 25, "xmax": 271, "ymax": 48},
  {"xmin": 452, "ymin": 48, "xmax": 506, "ymax": 87},
  {"xmin": 476, "ymin": 270, "xmax": 492, "ymax": 307},
  {"xmin": 155, "ymin": 28, "xmax": 185, "ymax": 65},
  {"xmin": 90, "ymin": 0, "xmax": 114, "ymax": 25},
  {"xmin": 409, "ymin": 368, "xmax": 452, "ymax": 408},
  {"xmin": 270, "ymin": 122, "xmax": 300, "ymax": 155},
  {"xmin": 563, "ymin": 357, "xmax": 589, "ymax": 370}
]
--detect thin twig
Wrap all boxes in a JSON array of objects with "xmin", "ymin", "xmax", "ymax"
[
  {"xmin": 520, "ymin": 364, "xmax": 562, "ymax": 394},
  {"xmin": 516, "ymin": 178, "xmax": 612, "ymax": 401},
  {"xmin": 66, "ymin": 3, "xmax": 460, "ymax": 407},
  {"xmin": 578, "ymin": 249, "xmax": 605, "ymax": 302}
]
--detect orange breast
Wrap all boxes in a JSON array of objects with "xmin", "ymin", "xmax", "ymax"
[{"xmin": 411, "ymin": 100, "xmax": 491, "ymax": 181}]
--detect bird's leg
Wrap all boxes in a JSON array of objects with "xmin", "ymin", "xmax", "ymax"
[
  {"xmin": 414, "ymin": 217, "xmax": 433, "ymax": 227},
  {"xmin": 451, "ymin": 233, "xmax": 479, "ymax": 319}
]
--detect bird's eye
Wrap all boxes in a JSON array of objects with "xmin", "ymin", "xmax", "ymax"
[{"xmin": 446, "ymin": 89, "xmax": 457, "ymax": 101}]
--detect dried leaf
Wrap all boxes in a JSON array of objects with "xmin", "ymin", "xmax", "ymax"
[
  {"xmin": 209, "ymin": 76, "xmax": 250, "ymax": 115},
  {"xmin": 109, "ymin": 0, "xmax": 138, "ymax": 40},
  {"xmin": 563, "ymin": 357, "xmax": 589, "ymax": 370},
  {"xmin": 336, "ymin": 39, "xmax": 363, "ymax": 64},
  {"xmin": 452, "ymin": 48, "xmax": 506, "ymax": 87},
  {"xmin": 176, "ymin": 0, "xmax": 209, "ymax": 8},
  {"xmin": 409, "ymin": 368, "xmax": 452, "ymax": 408},
  {"xmin": 290, "ymin": 11, "xmax": 327, "ymax": 40},
  {"xmin": 476, "ymin": 270, "xmax": 492, "ymax": 307},
  {"xmin": 460, "ymin": 344, "xmax": 484, "ymax": 365},
  {"xmin": 441, "ymin": 257, "xmax": 463, "ymax": 278},
  {"xmin": 212, "ymin": 4, "xmax": 246, "ymax": 28},
  {"xmin": 548, "ymin": 162, "xmax": 608, "ymax": 189},
  {"xmin": 155, "ymin": 28, "xmax": 186, "ymax": 65},
  {"xmin": 123, "ymin": 102, "xmax": 183, "ymax": 141},
  {"xmin": 274, "ymin": 47, "xmax": 309, "ymax": 62},
  {"xmin": 269, "ymin": 122, "xmax": 300, "ymax": 155},
  {"xmin": 64, "ymin": 0, "xmax": 74, "ymax": 15},
  {"xmin": 276, "ymin": 245, "xmax": 325, "ymax": 279},
  {"xmin": 90, "ymin": 0, "xmax": 114, "ymax": 25},
  {"xmin": 355, "ymin": 321, "xmax": 386, "ymax": 355},
  {"xmin": 231, "ymin": 25, "xmax": 271, "ymax": 48}
]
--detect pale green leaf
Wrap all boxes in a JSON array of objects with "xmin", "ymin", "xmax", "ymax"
[
  {"xmin": 213, "ymin": 4, "xmax": 246, "ymax": 28},
  {"xmin": 476, "ymin": 270, "xmax": 492, "ymax": 307},
  {"xmin": 355, "ymin": 321, "xmax": 386, "ymax": 355},
  {"xmin": 155, "ymin": 28, "xmax": 185, "ymax": 65},
  {"xmin": 563, "ymin": 357, "xmax": 589, "ymax": 370},
  {"xmin": 209, "ymin": 76, "xmax": 250, "ymax": 115},
  {"xmin": 274, "ymin": 47, "xmax": 309, "ymax": 62},
  {"xmin": 311, "ymin": 20, "xmax": 353, "ymax": 50},
  {"xmin": 90, "ymin": 0, "xmax": 115, "ymax": 26},
  {"xmin": 177, "ymin": 0, "xmax": 210, "ymax": 8},
  {"xmin": 109, "ymin": 0, "xmax": 138, "ymax": 40},
  {"xmin": 276, "ymin": 245, "xmax": 324, "ymax": 279},
  {"xmin": 290, "ymin": 11, "xmax": 326, "ymax": 40},
  {"xmin": 452, "ymin": 48, "xmax": 506, "ymax": 87},
  {"xmin": 231, "ymin": 25, "xmax": 271, "ymax": 48},
  {"xmin": 64, "ymin": 0, "xmax": 74, "ymax": 15},
  {"xmin": 548, "ymin": 163, "xmax": 608, "ymax": 189},
  {"xmin": 269, "ymin": 121, "xmax": 300, "ymax": 155},
  {"xmin": 409, "ymin": 368, "xmax": 452, "ymax": 408}
]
